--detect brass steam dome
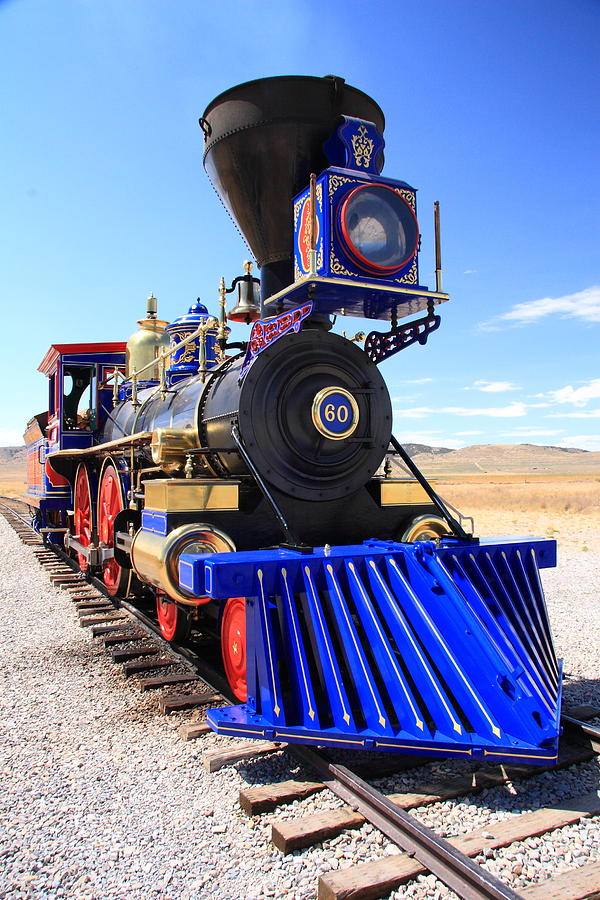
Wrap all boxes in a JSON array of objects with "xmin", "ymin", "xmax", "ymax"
[{"xmin": 126, "ymin": 293, "xmax": 171, "ymax": 380}]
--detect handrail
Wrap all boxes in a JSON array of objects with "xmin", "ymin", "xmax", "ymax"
[
  {"xmin": 108, "ymin": 319, "xmax": 221, "ymax": 407},
  {"xmin": 47, "ymin": 432, "xmax": 153, "ymax": 458}
]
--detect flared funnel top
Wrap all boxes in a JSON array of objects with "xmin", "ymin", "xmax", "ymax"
[{"xmin": 200, "ymin": 75, "xmax": 385, "ymax": 300}]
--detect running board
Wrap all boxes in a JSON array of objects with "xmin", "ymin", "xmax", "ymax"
[{"xmin": 180, "ymin": 537, "xmax": 561, "ymax": 765}]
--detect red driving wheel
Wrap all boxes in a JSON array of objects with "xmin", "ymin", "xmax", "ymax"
[
  {"xmin": 73, "ymin": 465, "xmax": 92, "ymax": 571},
  {"xmin": 156, "ymin": 593, "xmax": 190, "ymax": 642},
  {"xmin": 221, "ymin": 597, "xmax": 247, "ymax": 702},
  {"xmin": 97, "ymin": 462, "xmax": 128, "ymax": 596}
]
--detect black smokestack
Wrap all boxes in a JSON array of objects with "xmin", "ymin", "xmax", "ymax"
[{"xmin": 200, "ymin": 75, "xmax": 385, "ymax": 303}]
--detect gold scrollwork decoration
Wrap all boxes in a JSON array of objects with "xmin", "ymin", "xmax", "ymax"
[
  {"xmin": 330, "ymin": 249, "xmax": 355, "ymax": 278},
  {"xmin": 329, "ymin": 174, "xmax": 354, "ymax": 195},
  {"xmin": 394, "ymin": 258, "xmax": 418, "ymax": 284},
  {"xmin": 293, "ymin": 198, "xmax": 303, "ymax": 228},
  {"xmin": 316, "ymin": 182, "xmax": 323, "ymax": 212},
  {"xmin": 351, "ymin": 125, "xmax": 375, "ymax": 169},
  {"xmin": 394, "ymin": 188, "xmax": 416, "ymax": 211}
]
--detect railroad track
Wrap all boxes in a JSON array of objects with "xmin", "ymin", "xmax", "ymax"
[{"xmin": 2, "ymin": 495, "xmax": 599, "ymax": 900}]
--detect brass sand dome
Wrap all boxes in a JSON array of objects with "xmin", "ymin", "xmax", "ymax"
[{"xmin": 126, "ymin": 293, "xmax": 171, "ymax": 380}]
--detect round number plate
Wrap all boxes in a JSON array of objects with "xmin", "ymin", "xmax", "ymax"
[{"xmin": 311, "ymin": 387, "xmax": 359, "ymax": 440}]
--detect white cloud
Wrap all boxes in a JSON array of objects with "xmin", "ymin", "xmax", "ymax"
[
  {"xmin": 478, "ymin": 286, "xmax": 600, "ymax": 330},
  {"xmin": 0, "ymin": 429, "xmax": 25, "ymax": 446},
  {"xmin": 559, "ymin": 434, "xmax": 600, "ymax": 451},
  {"xmin": 393, "ymin": 407, "xmax": 431, "ymax": 419},
  {"xmin": 444, "ymin": 403, "xmax": 528, "ymax": 417},
  {"xmin": 539, "ymin": 378, "xmax": 600, "ymax": 407},
  {"xmin": 394, "ymin": 377, "xmax": 433, "ymax": 385},
  {"xmin": 463, "ymin": 269, "xmax": 478, "ymax": 275},
  {"xmin": 547, "ymin": 409, "xmax": 600, "ymax": 419},
  {"xmin": 454, "ymin": 430, "xmax": 484, "ymax": 436},
  {"xmin": 394, "ymin": 402, "xmax": 527, "ymax": 419},
  {"xmin": 466, "ymin": 380, "xmax": 520, "ymax": 393}
]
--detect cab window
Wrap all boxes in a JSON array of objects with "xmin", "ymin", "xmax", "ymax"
[{"xmin": 62, "ymin": 366, "xmax": 96, "ymax": 430}]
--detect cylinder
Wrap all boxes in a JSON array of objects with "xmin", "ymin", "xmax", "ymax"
[{"xmin": 130, "ymin": 523, "xmax": 235, "ymax": 605}]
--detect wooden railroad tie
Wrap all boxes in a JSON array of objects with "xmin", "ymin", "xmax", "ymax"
[
  {"xmin": 111, "ymin": 646, "xmax": 160, "ymax": 663},
  {"xmin": 139, "ymin": 673, "xmax": 199, "ymax": 692},
  {"xmin": 159, "ymin": 691, "xmax": 221, "ymax": 715},
  {"xmin": 103, "ymin": 632, "xmax": 145, "ymax": 647},
  {"xmin": 271, "ymin": 739, "xmax": 597, "ymax": 853},
  {"xmin": 91, "ymin": 622, "xmax": 134, "ymax": 637},
  {"xmin": 240, "ymin": 779, "xmax": 325, "ymax": 816},
  {"xmin": 77, "ymin": 604, "xmax": 114, "ymax": 617},
  {"xmin": 80, "ymin": 612, "xmax": 128, "ymax": 627},
  {"xmin": 317, "ymin": 790, "xmax": 600, "ymax": 900},
  {"xmin": 121, "ymin": 657, "xmax": 175, "ymax": 676},
  {"xmin": 203, "ymin": 741, "xmax": 285, "ymax": 773},
  {"xmin": 520, "ymin": 860, "xmax": 600, "ymax": 899},
  {"xmin": 178, "ymin": 722, "xmax": 212, "ymax": 741},
  {"xmin": 239, "ymin": 755, "xmax": 431, "ymax": 818},
  {"xmin": 76, "ymin": 600, "xmax": 115, "ymax": 611}
]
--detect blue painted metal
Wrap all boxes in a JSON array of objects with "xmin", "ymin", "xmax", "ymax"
[
  {"xmin": 323, "ymin": 116, "xmax": 385, "ymax": 174},
  {"xmin": 179, "ymin": 537, "xmax": 561, "ymax": 765},
  {"xmin": 141, "ymin": 510, "xmax": 168, "ymax": 536},
  {"xmin": 166, "ymin": 298, "xmax": 220, "ymax": 386},
  {"xmin": 292, "ymin": 167, "xmax": 419, "ymax": 289}
]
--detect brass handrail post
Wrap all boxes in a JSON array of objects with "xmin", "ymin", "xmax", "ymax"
[
  {"xmin": 159, "ymin": 352, "xmax": 167, "ymax": 399},
  {"xmin": 112, "ymin": 368, "xmax": 122, "ymax": 406},
  {"xmin": 434, "ymin": 201, "xmax": 443, "ymax": 293},
  {"xmin": 309, "ymin": 172, "xmax": 317, "ymax": 276},
  {"xmin": 217, "ymin": 276, "xmax": 227, "ymax": 363},
  {"xmin": 199, "ymin": 322, "xmax": 207, "ymax": 382}
]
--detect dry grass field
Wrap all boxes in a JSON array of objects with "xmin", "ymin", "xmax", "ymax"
[
  {"xmin": 2, "ymin": 444, "xmax": 598, "ymax": 553},
  {"xmin": 0, "ymin": 454, "xmax": 27, "ymax": 499},
  {"xmin": 401, "ymin": 444, "xmax": 600, "ymax": 552},
  {"xmin": 432, "ymin": 477, "xmax": 600, "ymax": 553}
]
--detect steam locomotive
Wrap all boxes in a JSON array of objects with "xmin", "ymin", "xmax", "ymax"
[{"xmin": 24, "ymin": 76, "xmax": 562, "ymax": 764}]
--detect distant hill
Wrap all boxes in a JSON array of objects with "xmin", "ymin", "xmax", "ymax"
[
  {"xmin": 0, "ymin": 446, "xmax": 26, "ymax": 466},
  {"xmin": 402, "ymin": 443, "xmax": 453, "ymax": 457},
  {"xmin": 409, "ymin": 443, "xmax": 598, "ymax": 476}
]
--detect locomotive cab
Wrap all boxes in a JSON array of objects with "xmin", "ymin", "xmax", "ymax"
[{"xmin": 23, "ymin": 342, "xmax": 126, "ymax": 539}]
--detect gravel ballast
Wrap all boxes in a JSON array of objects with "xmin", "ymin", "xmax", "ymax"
[{"xmin": 0, "ymin": 515, "xmax": 598, "ymax": 900}]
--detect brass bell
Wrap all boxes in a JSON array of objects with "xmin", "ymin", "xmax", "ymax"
[{"xmin": 227, "ymin": 260, "xmax": 261, "ymax": 323}]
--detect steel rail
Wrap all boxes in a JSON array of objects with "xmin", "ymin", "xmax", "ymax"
[
  {"xmin": 0, "ymin": 497, "xmax": 36, "ymax": 528},
  {"xmin": 0, "ymin": 496, "xmax": 232, "ymax": 696},
  {"xmin": 561, "ymin": 714, "xmax": 600, "ymax": 753},
  {"xmin": 292, "ymin": 744, "xmax": 524, "ymax": 900}
]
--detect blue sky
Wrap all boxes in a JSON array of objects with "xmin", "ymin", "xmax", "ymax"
[{"xmin": 1, "ymin": 0, "xmax": 599, "ymax": 450}]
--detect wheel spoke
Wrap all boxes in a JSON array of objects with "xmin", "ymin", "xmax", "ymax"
[
  {"xmin": 74, "ymin": 466, "xmax": 92, "ymax": 571},
  {"xmin": 98, "ymin": 463, "xmax": 125, "ymax": 596},
  {"xmin": 221, "ymin": 597, "xmax": 247, "ymax": 702},
  {"xmin": 156, "ymin": 593, "xmax": 190, "ymax": 642}
]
